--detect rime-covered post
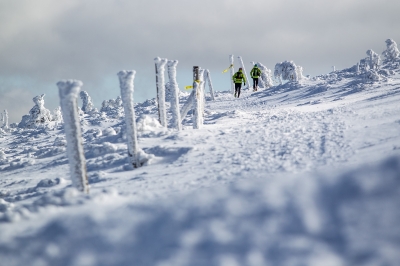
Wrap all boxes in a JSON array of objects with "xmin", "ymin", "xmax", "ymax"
[
  {"xmin": 155, "ymin": 57, "xmax": 168, "ymax": 127},
  {"xmin": 57, "ymin": 80, "xmax": 89, "ymax": 194},
  {"xmin": 117, "ymin": 70, "xmax": 141, "ymax": 168},
  {"xmin": 204, "ymin": 69, "xmax": 215, "ymax": 101},
  {"xmin": 199, "ymin": 69, "xmax": 205, "ymax": 116},
  {"xmin": 3, "ymin": 110, "xmax": 9, "ymax": 130},
  {"xmin": 238, "ymin": 56, "xmax": 249, "ymax": 90},
  {"xmin": 167, "ymin": 60, "xmax": 182, "ymax": 131},
  {"xmin": 193, "ymin": 66, "xmax": 203, "ymax": 129},
  {"xmin": 229, "ymin": 55, "xmax": 235, "ymax": 94}
]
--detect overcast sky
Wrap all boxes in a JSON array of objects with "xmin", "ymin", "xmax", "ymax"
[{"xmin": 1, "ymin": 0, "xmax": 399, "ymax": 123}]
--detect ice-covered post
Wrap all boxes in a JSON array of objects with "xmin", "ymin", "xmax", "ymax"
[
  {"xmin": 117, "ymin": 70, "xmax": 141, "ymax": 168},
  {"xmin": 57, "ymin": 80, "xmax": 89, "ymax": 194},
  {"xmin": 332, "ymin": 66, "xmax": 336, "ymax": 72},
  {"xmin": 238, "ymin": 56, "xmax": 249, "ymax": 90},
  {"xmin": 167, "ymin": 60, "xmax": 182, "ymax": 131},
  {"xmin": 3, "ymin": 110, "xmax": 9, "ymax": 130},
  {"xmin": 155, "ymin": 57, "xmax": 168, "ymax": 127},
  {"xmin": 193, "ymin": 66, "xmax": 203, "ymax": 129},
  {"xmin": 229, "ymin": 55, "xmax": 235, "ymax": 94},
  {"xmin": 199, "ymin": 69, "xmax": 205, "ymax": 116},
  {"xmin": 204, "ymin": 69, "xmax": 215, "ymax": 101}
]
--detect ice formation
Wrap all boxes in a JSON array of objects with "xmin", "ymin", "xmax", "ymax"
[
  {"xmin": 382, "ymin": 38, "xmax": 400, "ymax": 62},
  {"xmin": 193, "ymin": 80, "xmax": 204, "ymax": 129},
  {"xmin": 57, "ymin": 80, "xmax": 89, "ymax": 194},
  {"xmin": 155, "ymin": 57, "xmax": 168, "ymax": 127},
  {"xmin": 80, "ymin": 90, "xmax": 95, "ymax": 114},
  {"xmin": 274, "ymin": 61, "xmax": 303, "ymax": 83},
  {"xmin": 166, "ymin": 60, "xmax": 182, "ymax": 131}
]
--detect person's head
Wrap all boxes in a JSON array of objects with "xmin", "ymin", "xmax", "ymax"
[
  {"xmin": 254, "ymin": 64, "xmax": 258, "ymax": 67},
  {"xmin": 239, "ymin": 67, "xmax": 243, "ymax": 71}
]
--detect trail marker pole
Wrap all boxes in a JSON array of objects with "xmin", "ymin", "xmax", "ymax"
[
  {"xmin": 167, "ymin": 60, "xmax": 182, "ymax": 131},
  {"xmin": 118, "ymin": 70, "xmax": 141, "ymax": 168},
  {"xmin": 205, "ymin": 69, "xmax": 215, "ymax": 101},
  {"xmin": 57, "ymin": 80, "xmax": 89, "ymax": 194},
  {"xmin": 229, "ymin": 55, "xmax": 235, "ymax": 94},
  {"xmin": 155, "ymin": 57, "xmax": 167, "ymax": 127},
  {"xmin": 238, "ymin": 56, "xmax": 249, "ymax": 90}
]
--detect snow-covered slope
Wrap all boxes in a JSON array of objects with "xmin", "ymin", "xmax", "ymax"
[{"xmin": 1, "ymin": 65, "xmax": 400, "ymax": 265}]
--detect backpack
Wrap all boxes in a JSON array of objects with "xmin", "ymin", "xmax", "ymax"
[{"xmin": 235, "ymin": 72, "xmax": 242, "ymax": 79}]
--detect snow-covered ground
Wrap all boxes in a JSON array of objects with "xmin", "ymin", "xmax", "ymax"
[{"xmin": 1, "ymin": 63, "xmax": 400, "ymax": 265}]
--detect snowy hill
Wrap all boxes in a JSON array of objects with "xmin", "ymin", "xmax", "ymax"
[{"xmin": 1, "ymin": 56, "xmax": 400, "ymax": 265}]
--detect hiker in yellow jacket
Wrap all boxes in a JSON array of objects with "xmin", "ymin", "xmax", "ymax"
[{"xmin": 232, "ymin": 68, "xmax": 246, "ymax": 98}]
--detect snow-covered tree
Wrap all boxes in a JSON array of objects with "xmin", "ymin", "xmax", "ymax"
[
  {"xmin": 274, "ymin": 61, "xmax": 303, "ymax": 83},
  {"xmin": 382, "ymin": 39, "xmax": 400, "ymax": 62},
  {"xmin": 80, "ymin": 91, "xmax": 94, "ymax": 113},
  {"xmin": 366, "ymin": 49, "xmax": 381, "ymax": 70},
  {"xmin": 18, "ymin": 94, "xmax": 52, "ymax": 128},
  {"xmin": 257, "ymin": 62, "xmax": 274, "ymax": 88}
]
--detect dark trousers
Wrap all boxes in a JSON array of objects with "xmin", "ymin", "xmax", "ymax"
[
  {"xmin": 235, "ymin": 83, "xmax": 242, "ymax": 98},
  {"xmin": 252, "ymin": 78, "xmax": 259, "ymax": 90}
]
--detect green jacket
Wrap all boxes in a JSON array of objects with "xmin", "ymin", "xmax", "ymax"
[
  {"xmin": 250, "ymin": 66, "xmax": 262, "ymax": 78},
  {"xmin": 232, "ymin": 70, "xmax": 246, "ymax": 84}
]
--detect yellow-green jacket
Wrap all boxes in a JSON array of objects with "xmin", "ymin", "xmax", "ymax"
[
  {"xmin": 232, "ymin": 70, "xmax": 246, "ymax": 84},
  {"xmin": 250, "ymin": 66, "xmax": 262, "ymax": 78}
]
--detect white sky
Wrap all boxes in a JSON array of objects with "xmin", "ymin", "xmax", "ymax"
[{"xmin": 1, "ymin": 0, "xmax": 400, "ymax": 123}]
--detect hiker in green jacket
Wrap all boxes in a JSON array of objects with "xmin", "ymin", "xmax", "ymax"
[
  {"xmin": 250, "ymin": 64, "xmax": 262, "ymax": 92},
  {"xmin": 232, "ymin": 68, "xmax": 246, "ymax": 98}
]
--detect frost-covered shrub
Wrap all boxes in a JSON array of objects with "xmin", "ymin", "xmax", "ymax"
[
  {"xmin": 53, "ymin": 107, "xmax": 63, "ymax": 124},
  {"xmin": 366, "ymin": 49, "xmax": 381, "ymax": 70},
  {"xmin": 18, "ymin": 94, "xmax": 52, "ymax": 128},
  {"xmin": 363, "ymin": 69, "xmax": 380, "ymax": 81},
  {"xmin": 256, "ymin": 62, "xmax": 274, "ymax": 88},
  {"xmin": 274, "ymin": 61, "xmax": 303, "ymax": 83},
  {"xmin": 137, "ymin": 115, "xmax": 162, "ymax": 132},
  {"xmin": 100, "ymin": 96, "xmax": 124, "ymax": 119},
  {"xmin": 80, "ymin": 91, "xmax": 95, "ymax": 114},
  {"xmin": 382, "ymin": 39, "xmax": 400, "ymax": 62}
]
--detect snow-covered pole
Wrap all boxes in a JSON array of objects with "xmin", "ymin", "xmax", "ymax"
[
  {"xmin": 155, "ymin": 57, "xmax": 168, "ymax": 127},
  {"xmin": 332, "ymin": 66, "xmax": 336, "ymax": 72},
  {"xmin": 238, "ymin": 56, "xmax": 249, "ymax": 90},
  {"xmin": 199, "ymin": 69, "xmax": 205, "ymax": 116},
  {"xmin": 57, "ymin": 80, "xmax": 89, "ymax": 194},
  {"xmin": 193, "ymin": 66, "xmax": 203, "ymax": 129},
  {"xmin": 3, "ymin": 110, "xmax": 9, "ymax": 130},
  {"xmin": 229, "ymin": 55, "xmax": 235, "ymax": 94},
  {"xmin": 167, "ymin": 60, "xmax": 182, "ymax": 131},
  {"xmin": 118, "ymin": 70, "xmax": 141, "ymax": 168},
  {"xmin": 205, "ymin": 69, "xmax": 215, "ymax": 101},
  {"xmin": 1, "ymin": 111, "xmax": 4, "ymax": 127},
  {"xmin": 193, "ymin": 80, "xmax": 204, "ymax": 129}
]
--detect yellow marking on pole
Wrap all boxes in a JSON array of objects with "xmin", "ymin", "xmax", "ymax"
[
  {"xmin": 185, "ymin": 85, "xmax": 193, "ymax": 90},
  {"xmin": 222, "ymin": 64, "xmax": 234, "ymax": 73}
]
